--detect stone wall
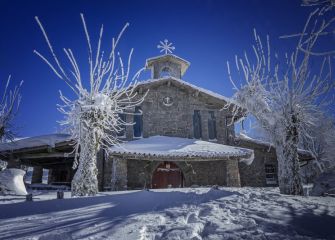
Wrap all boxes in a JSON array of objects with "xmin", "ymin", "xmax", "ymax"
[
  {"xmin": 123, "ymin": 79, "xmax": 234, "ymax": 144},
  {"xmin": 226, "ymin": 159, "xmax": 241, "ymax": 187},
  {"xmin": 124, "ymin": 158, "xmax": 239, "ymax": 189},
  {"xmin": 151, "ymin": 61, "xmax": 182, "ymax": 79},
  {"xmin": 101, "ymin": 154, "xmax": 113, "ymax": 190},
  {"xmin": 235, "ymin": 139, "xmax": 278, "ymax": 187},
  {"xmin": 102, "ymin": 156, "xmax": 128, "ymax": 191},
  {"xmin": 110, "ymin": 158, "xmax": 127, "ymax": 190}
]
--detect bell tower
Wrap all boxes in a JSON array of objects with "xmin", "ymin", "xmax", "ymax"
[{"xmin": 146, "ymin": 39, "xmax": 190, "ymax": 80}]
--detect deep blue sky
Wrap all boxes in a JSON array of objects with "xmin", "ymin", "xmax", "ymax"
[{"xmin": 0, "ymin": 0, "xmax": 322, "ymax": 137}]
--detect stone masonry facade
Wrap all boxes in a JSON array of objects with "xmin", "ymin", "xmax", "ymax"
[
  {"xmin": 236, "ymin": 139, "xmax": 278, "ymax": 187},
  {"xmin": 102, "ymin": 158, "xmax": 241, "ymax": 190},
  {"xmin": 100, "ymin": 77, "xmax": 243, "ymax": 190},
  {"xmin": 124, "ymin": 80, "xmax": 235, "ymax": 143}
]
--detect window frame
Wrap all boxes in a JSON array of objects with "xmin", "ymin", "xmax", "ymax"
[
  {"xmin": 264, "ymin": 163, "xmax": 278, "ymax": 185},
  {"xmin": 159, "ymin": 66, "xmax": 172, "ymax": 78}
]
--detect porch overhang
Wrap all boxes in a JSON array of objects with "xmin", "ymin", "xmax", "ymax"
[
  {"xmin": 0, "ymin": 134, "xmax": 75, "ymax": 168},
  {"xmin": 109, "ymin": 135, "xmax": 254, "ymax": 163}
]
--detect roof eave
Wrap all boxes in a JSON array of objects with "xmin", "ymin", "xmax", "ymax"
[{"xmin": 109, "ymin": 151, "xmax": 251, "ymax": 162}]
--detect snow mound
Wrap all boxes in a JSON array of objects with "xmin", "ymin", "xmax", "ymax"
[
  {"xmin": 0, "ymin": 168, "xmax": 27, "ymax": 195},
  {"xmin": 311, "ymin": 167, "xmax": 335, "ymax": 197}
]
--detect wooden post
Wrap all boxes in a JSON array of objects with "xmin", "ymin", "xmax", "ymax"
[
  {"xmin": 26, "ymin": 193, "xmax": 33, "ymax": 201},
  {"xmin": 57, "ymin": 191, "xmax": 64, "ymax": 199},
  {"xmin": 7, "ymin": 155, "xmax": 21, "ymax": 168},
  {"xmin": 31, "ymin": 166, "xmax": 43, "ymax": 184}
]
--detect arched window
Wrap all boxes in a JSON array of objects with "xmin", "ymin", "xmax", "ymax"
[
  {"xmin": 133, "ymin": 106, "xmax": 143, "ymax": 138},
  {"xmin": 159, "ymin": 67, "xmax": 172, "ymax": 78}
]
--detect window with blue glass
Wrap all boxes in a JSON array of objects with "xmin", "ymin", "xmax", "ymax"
[
  {"xmin": 193, "ymin": 110, "xmax": 202, "ymax": 139},
  {"xmin": 117, "ymin": 113, "xmax": 126, "ymax": 138},
  {"xmin": 208, "ymin": 111, "xmax": 217, "ymax": 140},
  {"xmin": 133, "ymin": 106, "xmax": 143, "ymax": 138}
]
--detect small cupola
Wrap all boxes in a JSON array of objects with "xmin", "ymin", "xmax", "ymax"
[{"xmin": 146, "ymin": 39, "xmax": 190, "ymax": 80}]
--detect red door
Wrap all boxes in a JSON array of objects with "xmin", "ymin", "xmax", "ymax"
[{"xmin": 152, "ymin": 162, "xmax": 183, "ymax": 189}]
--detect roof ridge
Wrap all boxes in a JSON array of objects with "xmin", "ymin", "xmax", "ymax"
[{"xmin": 137, "ymin": 77, "xmax": 232, "ymax": 103}]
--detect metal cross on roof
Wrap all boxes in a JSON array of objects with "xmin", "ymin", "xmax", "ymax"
[{"xmin": 157, "ymin": 39, "xmax": 175, "ymax": 55}]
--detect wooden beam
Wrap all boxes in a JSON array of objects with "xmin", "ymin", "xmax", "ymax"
[
  {"xmin": 20, "ymin": 152, "xmax": 74, "ymax": 160},
  {"xmin": 20, "ymin": 158, "xmax": 74, "ymax": 167}
]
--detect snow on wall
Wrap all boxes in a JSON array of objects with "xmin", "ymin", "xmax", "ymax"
[
  {"xmin": 110, "ymin": 135, "xmax": 253, "ymax": 159},
  {"xmin": 0, "ymin": 134, "xmax": 72, "ymax": 152}
]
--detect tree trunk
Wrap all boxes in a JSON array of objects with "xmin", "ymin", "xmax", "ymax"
[
  {"xmin": 71, "ymin": 131, "xmax": 99, "ymax": 196},
  {"xmin": 276, "ymin": 113, "xmax": 303, "ymax": 195}
]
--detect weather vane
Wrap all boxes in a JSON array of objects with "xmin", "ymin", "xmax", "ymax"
[{"xmin": 157, "ymin": 39, "xmax": 175, "ymax": 55}]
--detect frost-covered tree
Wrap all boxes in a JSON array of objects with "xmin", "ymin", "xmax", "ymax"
[
  {"xmin": 301, "ymin": 115, "xmax": 335, "ymax": 178},
  {"xmin": 0, "ymin": 75, "xmax": 22, "ymax": 143},
  {"xmin": 226, "ymin": 4, "xmax": 334, "ymax": 195},
  {"xmin": 0, "ymin": 75, "xmax": 23, "ymax": 171},
  {"xmin": 302, "ymin": 0, "xmax": 335, "ymax": 8},
  {"xmin": 315, "ymin": 119, "xmax": 335, "ymax": 170},
  {"xmin": 35, "ymin": 14, "xmax": 145, "ymax": 196}
]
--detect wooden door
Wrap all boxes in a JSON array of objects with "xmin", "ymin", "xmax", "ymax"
[{"xmin": 152, "ymin": 162, "xmax": 183, "ymax": 189}]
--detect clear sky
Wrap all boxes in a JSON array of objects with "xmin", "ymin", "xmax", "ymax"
[{"xmin": 0, "ymin": 0, "xmax": 326, "ymax": 137}]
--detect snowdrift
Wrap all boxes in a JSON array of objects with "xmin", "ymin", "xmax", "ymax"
[
  {"xmin": 0, "ymin": 187, "xmax": 334, "ymax": 239},
  {"xmin": 0, "ymin": 168, "xmax": 28, "ymax": 195}
]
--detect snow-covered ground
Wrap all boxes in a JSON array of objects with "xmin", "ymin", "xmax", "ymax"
[{"xmin": 0, "ymin": 187, "xmax": 334, "ymax": 240}]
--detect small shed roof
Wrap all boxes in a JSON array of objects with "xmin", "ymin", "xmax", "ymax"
[
  {"xmin": 109, "ymin": 135, "xmax": 254, "ymax": 163},
  {"xmin": 0, "ymin": 134, "xmax": 72, "ymax": 152},
  {"xmin": 236, "ymin": 133, "xmax": 314, "ymax": 161},
  {"xmin": 0, "ymin": 134, "xmax": 74, "ymax": 168}
]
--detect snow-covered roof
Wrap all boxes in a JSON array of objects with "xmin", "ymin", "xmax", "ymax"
[
  {"xmin": 236, "ymin": 133, "xmax": 313, "ymax": 159},
  {"xmin": 237, "ymin": 133, "xmax": 273, "ymax": 147},
  {"xmin": 109, "ymin": 135, "xmax": 254, "ymax": 163},
  {"xmin": 0, "ymin": 134, "xmax": 72, "ymax": 152},
  {"xmin": 137, "ymin": 77, "xmax": 232, "ymax": 104}
]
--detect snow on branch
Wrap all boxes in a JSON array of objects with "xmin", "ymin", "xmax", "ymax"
[
  {"xmin": 35, "ymin": 14, "xmax": 145, "ymax": 161},
  {"xmin": 281, "ymin": 2, "xmax": 335, "ymax": 57}
]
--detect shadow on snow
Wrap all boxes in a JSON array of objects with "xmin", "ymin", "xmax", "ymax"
[{"xmin": 0, "ymin": 188, "xmax": 236, "ymax": 239}]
